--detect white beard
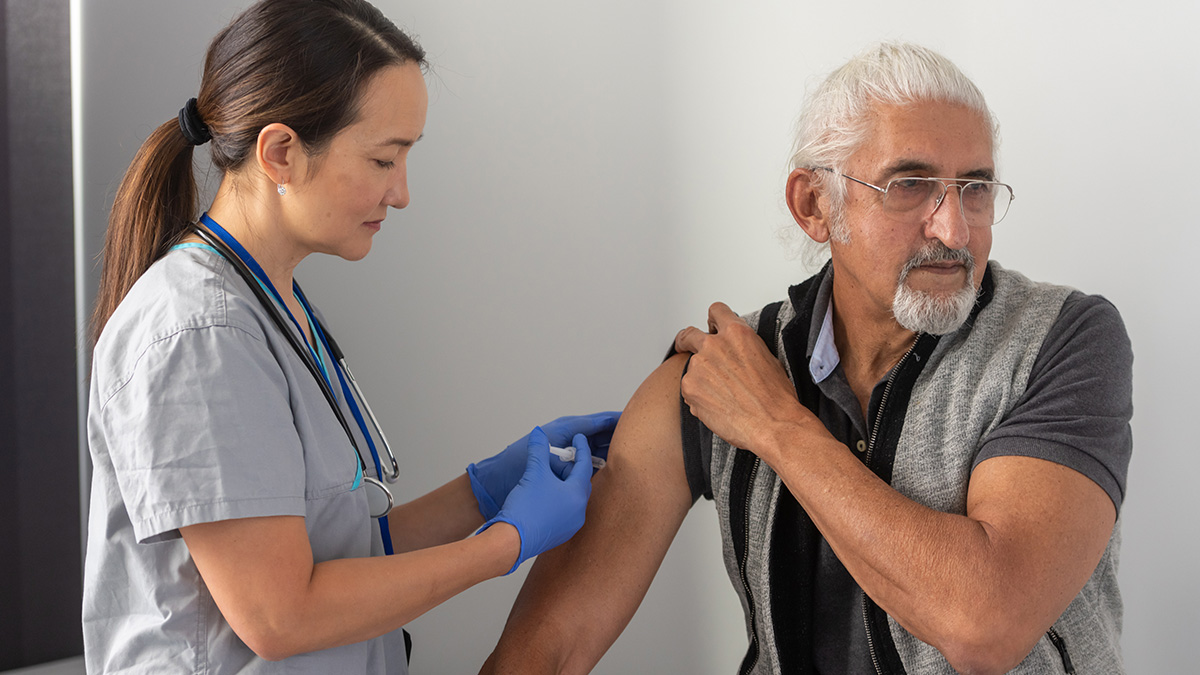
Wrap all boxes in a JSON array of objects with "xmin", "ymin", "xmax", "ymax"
[{"xmin": 891, "ymin": 243, "xmax": 979, "ymax": 335}]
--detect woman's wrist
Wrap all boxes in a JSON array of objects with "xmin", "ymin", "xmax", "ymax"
[{"xmin": 475, "ymin": 521, "xmax": 521, "ymax": 577}]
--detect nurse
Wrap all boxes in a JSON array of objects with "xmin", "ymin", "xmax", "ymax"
[{"xmin": 83, "ymin": 0, "xmax": 615, "ymax": 672}]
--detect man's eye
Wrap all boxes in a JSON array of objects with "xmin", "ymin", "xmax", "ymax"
[
  {"xmin": 890, "ymin": 178, "xmax": 926, "ymax": 194},
  {"xmin": 376, "ymin": 160, "xmax": 396, "ymax": 169}
]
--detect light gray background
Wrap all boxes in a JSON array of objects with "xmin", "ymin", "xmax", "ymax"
[{"xmin": 73, "ymin": 1, "xmax": 1198, "ymax": 673}]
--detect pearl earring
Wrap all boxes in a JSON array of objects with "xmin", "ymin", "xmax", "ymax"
[{"xmin": 277, "ymin": 184, "xmax": 287, "ymax": 196}]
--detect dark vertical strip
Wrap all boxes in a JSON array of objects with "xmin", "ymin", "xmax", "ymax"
[
  {"xmin": 0, "ymin": 1, "xmax": 20, "ymax": 667},
  {"xmin": 767, "ymin": 296, "xmax": 823, "ymax": 674},
  {"xmin": 729, "ymin": 448, "xmax": 761, "ymax": 675},
  {"xmin": 1, "ymin": 0, "xmax": 81, "ymax": 668},
  {"xmin": 769, "ymin": 489, "xmax": 816, "ymax": 674}
]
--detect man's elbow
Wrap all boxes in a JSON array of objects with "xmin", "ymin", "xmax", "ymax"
[
  {"xmin": 935, "ymin": 620, "xmax": 1043, "ymax": 675},
  {"xmin": 482, "ymin": 639, "xmax": 565, "ymax": 675}
]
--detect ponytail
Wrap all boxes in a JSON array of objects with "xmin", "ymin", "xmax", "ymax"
[{"xmin": 90, "ymin": 119, "xmax": 199, "ymax": 342}]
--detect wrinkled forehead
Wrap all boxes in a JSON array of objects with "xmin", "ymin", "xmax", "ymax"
[{"xmin": 849, "ymin": 99, "xmax": 996, "ymax": 180}]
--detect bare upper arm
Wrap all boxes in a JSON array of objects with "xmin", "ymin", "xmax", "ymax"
[
  {"xmin": 482, "ymin": 354, "xmax": 695, "ymax": 675},
  {"xmin": 964, "ymin": 455, "xmax": 1116, "ymax": 644},
  {"xmin": 180, "ymin": 515, "xmax": 314, "ymax": 659}
]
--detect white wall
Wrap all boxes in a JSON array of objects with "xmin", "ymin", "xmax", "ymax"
[{"xmin": 79, "ymin": 1, "xmax": 1199, "ymax": 672}]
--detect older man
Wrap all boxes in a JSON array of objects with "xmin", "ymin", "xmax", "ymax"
[{"xmin": 482, "ymin": 42, "xmax": 1132, "ymax": 675}]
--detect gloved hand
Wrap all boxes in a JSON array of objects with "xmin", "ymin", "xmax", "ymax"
[
  {"xmin": 467, "ymin": 411, "xmax": 619, "ymax": 521},
  {"xmin": 479, "ymin": 427, "xmax": 594, "ymax": 574}
]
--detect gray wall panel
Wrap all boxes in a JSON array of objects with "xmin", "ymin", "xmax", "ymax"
[{"xmin": 1, "ymin": 0, "xmax": 80, "ymax": 669}]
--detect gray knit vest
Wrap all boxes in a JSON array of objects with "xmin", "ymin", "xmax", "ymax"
[{"xmin": 707, "ymin": 263, "xmax": 1124, "ymax": 674}]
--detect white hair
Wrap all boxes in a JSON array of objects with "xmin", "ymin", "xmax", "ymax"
[{"xmin": 779, "ymin": 41, "xmax": 1000, "ymax": 265}]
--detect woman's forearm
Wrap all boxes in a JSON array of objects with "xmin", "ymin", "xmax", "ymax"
[
  {"xmin": 182, "ymin": 514, "xmax": 518, "ymax": 661},
  {"xmin": 388, "ymin": 473, "xmax": 486, "ymax": 553}
]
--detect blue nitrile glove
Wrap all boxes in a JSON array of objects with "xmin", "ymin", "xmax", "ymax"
[
  {"xmin": 466, "ymin": 411, "xmax": 619, "ymax": 521},
  {"xmin": 479, "ymin": 427, "xmax": 594, "ymax": 574}
]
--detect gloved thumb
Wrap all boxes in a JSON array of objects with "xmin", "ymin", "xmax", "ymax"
[
  {"xmin": 565, "ymin": 433, "xmax": 593, "ymax": 485},
  {"xmin": 525, "ymin": 426, "xmax": 550, "ymax": 471}
]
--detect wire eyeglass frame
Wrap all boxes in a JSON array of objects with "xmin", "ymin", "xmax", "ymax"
[{"xmin": 814, "ymin": 167, "xmax": 1014, "ymax": 226}]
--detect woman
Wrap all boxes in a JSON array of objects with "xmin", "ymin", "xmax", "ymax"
[{"xmin": 83, "ymin": 1, "xmax": 616, "ymax": 671}]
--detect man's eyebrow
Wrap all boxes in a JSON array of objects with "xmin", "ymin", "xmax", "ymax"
[
  {"xmin": 878, "ymin": 159, "xmax": 996, "ymax": 181},
  {"xmin": 878, "ymin": 159, "xmax": 936, "ymax": 180},
  {"xmin": 960, "ymin": 167, "xmax": 997, "ymax": 181}
]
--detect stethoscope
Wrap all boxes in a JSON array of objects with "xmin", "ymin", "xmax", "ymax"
[{"xmin": 188, "ymin": 213, "xmax": 400, "ymax": 554}]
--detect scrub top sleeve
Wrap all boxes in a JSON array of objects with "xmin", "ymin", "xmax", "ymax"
[{"xmin": 98, "ymin": 323, "xmax": 308, "ymax": 544}]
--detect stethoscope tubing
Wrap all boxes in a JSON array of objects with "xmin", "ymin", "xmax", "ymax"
[
  {"xmin": 189, "ymin": 223, "xmax": 398, "ymax": 517},
  {"xmin": 333, "ymin": 355, "xmax": 402, "ymax": 484}
]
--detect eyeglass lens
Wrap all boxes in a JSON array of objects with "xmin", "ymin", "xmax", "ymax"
[{"xmin": 883, "ymin": 178, "xmax": 1012, "ymax": 226}]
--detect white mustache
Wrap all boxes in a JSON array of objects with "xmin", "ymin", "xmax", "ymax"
[{"xmin": 900, "ymin": 242, "xmax": 974, "ymax": 279}]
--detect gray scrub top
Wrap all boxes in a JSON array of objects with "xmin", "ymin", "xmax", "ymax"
[{"xmin": 84, "ymin": 246, "xmax": 408, "ymax": 674}]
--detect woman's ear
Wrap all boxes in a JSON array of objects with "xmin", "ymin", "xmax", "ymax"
[
  {"xmin": 786, "ymin": 168, "xmax": 833, "ymax": 244},
  {"xmin": 255, "ymin": 123, "xmax": 302, "ymax": 187}
]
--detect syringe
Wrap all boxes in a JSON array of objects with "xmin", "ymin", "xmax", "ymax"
[{"xmin": 549, "ymin": 446, "xmax": 607, "ymax": 470}]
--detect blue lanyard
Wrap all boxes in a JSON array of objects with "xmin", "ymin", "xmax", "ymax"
[
  {"xmin": 199, "ymin": 214, "xmax": 333, "ymax": 392},
  {"xmin": 294, "ymin": 290, "xmax": 395, "ymax": 556},
  {"xmin": 196, "ymin": 214, "xmax": 394, "ymax": 554},
  {"xmin": 293, "ymin": 289, "xmax": 388, "ymax": 485}
]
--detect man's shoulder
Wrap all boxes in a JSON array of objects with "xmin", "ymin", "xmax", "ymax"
[
  {"xmin": 734, "ymin": 266, "xmax": 829, "ymax": 332},
  {"xmin": 985, "ymin": 262, "xmax": 1127, "ymax": 347}
]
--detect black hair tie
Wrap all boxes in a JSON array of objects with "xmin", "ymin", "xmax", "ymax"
[{"xmin": 177, "ymin": 97, "xmax": 211, "ymax": 146}]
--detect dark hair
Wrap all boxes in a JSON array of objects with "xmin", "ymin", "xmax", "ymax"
[{"xmin": 91, "ymin": 0, "xmax": 425, "ymax": 341}]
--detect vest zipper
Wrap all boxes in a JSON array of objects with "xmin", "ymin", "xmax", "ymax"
[
  {"xmin": 862, "ymin": 335, "xmax": 920, "ymax": 675},
  {"xmin": 862, "ymin": 592, "xmax": 884, "ymax": 675},
  {"xmin": 864, "ymin": 336, "xmax": 919, "ymax": 468},
  {"xmin": 738, "ymin": 456, "xmax": 762, "ymax": 675},
  {"xmin": 1046, "ymin": 627, "xmax": 1075, "ymax": 673}
]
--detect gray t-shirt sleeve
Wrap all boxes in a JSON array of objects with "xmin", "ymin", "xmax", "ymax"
[
  {"xmin": 95, "ymin": 323, "xmax": 308, "ymax": 544},
  {"xmin": 974, "ymin": 291, "xmax": 1133, "ymax": 511}
]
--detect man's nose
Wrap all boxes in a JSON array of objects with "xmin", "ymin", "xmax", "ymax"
[{"xmin": 924, "ymin": 185, "xmax": 970, "ymax": 250}]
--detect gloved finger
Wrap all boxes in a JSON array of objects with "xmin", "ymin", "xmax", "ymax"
[
  {"xmin": 525, "ymin": 426, "xmax": 551, "ymax": 473},
  {"xmin": 542, "ymin": 412, "xmax": 622, "ymax": 446},
  {"xmin": 564, "ymin": 433, "xmax": 594, "ymax": 485},
  {"xmin": 548, "ymin": 451, "xmax": 571, "ymax": 480}
]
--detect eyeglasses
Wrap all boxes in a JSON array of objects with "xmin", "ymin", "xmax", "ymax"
[{"xmin": 815, "ymin": 168, "xmax": 1015, "ymax": 226}]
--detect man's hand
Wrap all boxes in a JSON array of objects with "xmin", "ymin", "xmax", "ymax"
[{"xmin": 673, "ymin": 302, "xmax": 819, "ymax": 454}]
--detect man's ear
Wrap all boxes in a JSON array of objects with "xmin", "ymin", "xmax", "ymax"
[
  {"xmin": 255, "ymin": 123, "xmax": 303, "ymax": 186},
  {"xmin": 786, "ymin": 168, "xmax": 833, "ymax": 244}
]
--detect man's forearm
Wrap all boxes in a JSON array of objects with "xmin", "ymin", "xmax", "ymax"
[{"xmin": 756, "ymin": 422, "xmax": 1115, "ymax": 673}]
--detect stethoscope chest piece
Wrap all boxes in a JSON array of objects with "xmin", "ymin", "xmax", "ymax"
[{"xmin": 362, "ymin": 476, "xmax": 394, "ymax": 519}]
